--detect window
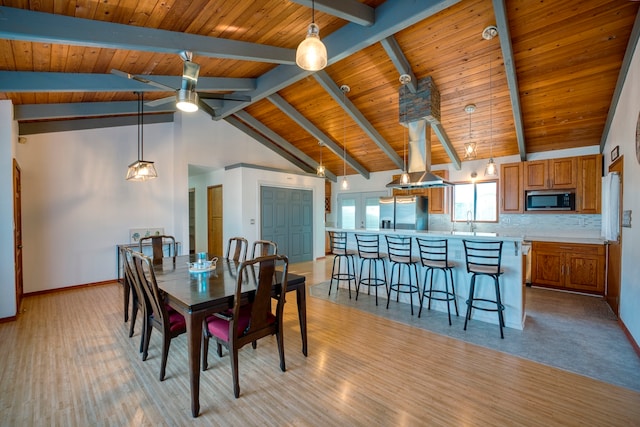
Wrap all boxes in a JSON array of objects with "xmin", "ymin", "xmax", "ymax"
[
  {"xmin": 337, "ymin": 191, "xmax": 387, "ymax": 229},
  {"xmin": 452, "ymin": 180, "xmax": 498, "ymax": 222}
]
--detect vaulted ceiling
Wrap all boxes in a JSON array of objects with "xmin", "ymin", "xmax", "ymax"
[{"xmin": 1, "ymin": 0, "xmax": 639, "ymax": 182}]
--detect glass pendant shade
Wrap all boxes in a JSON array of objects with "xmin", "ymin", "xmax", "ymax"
[
  {"xmin": 126, "ymin": 160, "xmax": 158, "ymax": 181},
  {"xmin": 485, "ymin": 157, "xmax": 497, "ymax": 176},
  {"xmin": 316, "ymin": 164, "xmax": 325, "ymax": 177},
  {"xmin": 464, "ymin": 142, "xmax": 477, "ymax": 160},
  {"xmin": 400, "ymin": 172, "xmax": 410, "ymax": 185},
  {"xmin": 176, "ymin": 88, "xmax": 199, "ymax": 112},
  {"xmin": 296, "ymin": 23, "xmax": 327, "ymax": 71},
  {"xmin": 341, "ymin": 176, "xmax": 349, "ymax": 190}
]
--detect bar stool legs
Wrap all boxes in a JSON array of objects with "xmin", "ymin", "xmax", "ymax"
[
  {"xmin": 357, "ymin": 256, "xmax": 388, "ymax": 306},
  {"xmin": 329, "ymin": 252, "xmax": 357, "ymax": 299},
  {"xmin": 463, "ymin": 274, "xmax": 505, "ymax": 338},
  {"xmin": 387, "ymin": 261, "xmax": 421, "ymax": 315},
  {"xmin": 419, "ymin": 265, "xmax": 458, "ymax": 325}
]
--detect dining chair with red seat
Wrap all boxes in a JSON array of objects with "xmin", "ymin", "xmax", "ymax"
[
  {"xmin": 225, "ymin": 236, "xmax": 248, "ymax": 262},
  {"xmin": 132, "ymin": 251, "xmax": 187, "ymax": 381},
  {"xmin": 122, "ymin": 248, "xmax": 150, "ymax": 352},
  {"xmin": 201, "ymin": 254, "xmax": 289, "ymax": 398},
  {"xmin": 139, "ymin": 235, "xmax": 176, "ymax": 266}
]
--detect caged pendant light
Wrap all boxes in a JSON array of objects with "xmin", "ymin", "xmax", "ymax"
[
  {"xmin": 399, "ymin": 74, "xmax": 411, "ymax": 185},
  {"xmin": 340, "ymin": 84, "xmax": 350, "ymax": 190},
  {"xmin": 126, "ymin": 92, "xmax": 158, "ymax": 181},
  {"xmin": 295, "ymin": 0, "xmax": 328, "ymax": 72},
  {"xmin": 316, "ymin": 141, "xmax": 326, "ymax": 177},
  {"xmin": 483, "ymin": 25, "xmax": 498, "ymax": 177}
]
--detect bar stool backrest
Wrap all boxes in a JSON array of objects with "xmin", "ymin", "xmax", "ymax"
[
  {"xmin": 462, "ymin": 240, "xmax": 503, "ymax": 275},
  {"xmin": 385, "ymin": 235, "xmax": 414, "ymax": 264},
  {"xmin": 328, "ymin": 231, "xmax": 349, "ymax": 255},
  {"xmin": 355, "ymin": 234, "xmax": 382, "ymax": 258},
  {"xmin": 416, "ymin": 238, "xmax": 449, "ymax": 267}
]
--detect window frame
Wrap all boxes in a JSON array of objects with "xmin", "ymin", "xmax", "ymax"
[
  {"xmin": 451, "ymin": 179, "xmax": 499, "ymax": 223},
  {"xmin": 337, "ymin": 191, "xmax": 388, "ymax": 230}
]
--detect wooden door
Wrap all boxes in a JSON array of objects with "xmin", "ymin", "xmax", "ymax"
[
  {"xmin": 13, "ymin": 159, "xmax": 23, "ymax": 315},
  {"xmin": 207, "ymin": 185, "xmax": 223, "ymax": 257},
  {"xmin": 500, "ymin": 162, "xmax": 523, "ymax": 213},
  {"xmin": 606, "ymin": 157, "xmax": 623, "ymax": 316}
]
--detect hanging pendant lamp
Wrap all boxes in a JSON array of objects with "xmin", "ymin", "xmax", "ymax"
[
  {"xmin": 296, "ymin": 0, "xmax": 328, "ymax": 71},
  {"xmin": 126, "ymin": 92, "xmax": 158, "ymax": 181},
  {"xmin": 484, "ymin": 26, "xmax": 498, "ymax": 177},
  {"xmin": 399, "ymin": 74, "xmax": 410, "ymax": 185},
  {"xmin": 316, "ymin": 141, "xmax": 326, "ymax": 177},
  {"xmin": 464, "ymin": 103, "xmax": 477, "ymax": 160}
]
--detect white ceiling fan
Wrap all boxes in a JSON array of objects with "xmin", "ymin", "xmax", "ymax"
[{"xmin": 111, "ymin": 51, "xmax": 250, "ymax": 116}]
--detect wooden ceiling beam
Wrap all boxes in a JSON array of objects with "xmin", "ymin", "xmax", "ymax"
[
  {"xmin": 289, "ymin": 0, "xmax": 375, "ymax": 27},
  {"xmin": 493, "ymin": 0, "xmax": 526, "ymax": 161},
  {"xmin": 0, "ymin": 6, "xmax": 294, "ymax": 64},
  {"xmin": 0, "ymin": 71, "xmax": 255, "ymax": 93},
  {"xmin": 231, "ymin": 110, "xmax": 338, "ymax": 182},
  {"xmin": 267, "ymin": 92, "xmax": 369, "ymax": 179},
  {"xmin": 380, "ymin": 36, "xmax": 418, "ymax": 94}
]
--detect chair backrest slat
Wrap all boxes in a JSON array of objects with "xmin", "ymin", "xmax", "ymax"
[
  {"xmin": 328, "ymin": 231, "xmax": 349, "ymax": 254},
  {"xmin": 226, "ymin": 237, "xmax": 248, "ymax": 262},
  {"xmin": 139, "ymin": 235, "xmax": 176, "ymax": 266},
  {"xmin": 385, "ymin": 235, "xmax": 413, "ymax": 263},
  {"xmin": 132, "ymin": 251, "xmax": 170, "ymax": 327},
  {"xmin": 416, "ymin": 238, "xmax": 448, "ymax": 265},
  {"xmin": 251, "ymin": 240, "xmax": 278, "ymax": 258},
  {"xmin": 462, "ymin": 240, "xmax": 503, "ymax": 274},
  {"xmin": 355, "ymin": 234, "xmax": 381, "ymax": 257}
]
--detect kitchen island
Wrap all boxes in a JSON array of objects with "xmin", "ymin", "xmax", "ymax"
[{"xmin": 326, "ymin": 228, "xmax": 527, "ymax": 330}]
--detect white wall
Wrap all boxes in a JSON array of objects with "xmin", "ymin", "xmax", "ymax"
[
  {"xmin": 602, "ymin": 36, "xmax": 640, "ymax": 345},
  {"xmin": 14, "ymin": 121, "xmax": 177, "ymax": 293},
  {"xmin": 0, "ymin": 102, "xmax": 17, "ymax": 318}
]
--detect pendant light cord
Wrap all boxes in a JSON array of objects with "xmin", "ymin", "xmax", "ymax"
[
  {"xmin": 489, "ymin": 54, "xmax": 493, "ymax": 158},
  {"xmin": 312, "ymin": 0, "xmax": 316, "ymax": 24},
  {"xmin": 137, "ymin": 91, "xmax": 143, "ymax": 161},
  {"xmin": 343, "ymin": 89, "xmax": 346, "ymax": 178}
]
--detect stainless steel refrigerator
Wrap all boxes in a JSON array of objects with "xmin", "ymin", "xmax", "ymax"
[{"xmin": 379, "ymin": 195, "xmax": 429, "ymax": 230}]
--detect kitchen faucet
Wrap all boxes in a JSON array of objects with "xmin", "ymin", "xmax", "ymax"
[{"xmin": 466, "ymin": 210, "xmax": 475, "ymax": 232}]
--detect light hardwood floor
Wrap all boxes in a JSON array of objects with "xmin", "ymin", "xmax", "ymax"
[{"xmin": 1, "ymin": 258, "xmax": 639, "ymax": 426}]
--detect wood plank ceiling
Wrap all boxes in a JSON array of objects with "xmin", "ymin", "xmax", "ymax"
[{"xmin": 1, "ymin": 0, "xmax": 638, "ymax": 180}]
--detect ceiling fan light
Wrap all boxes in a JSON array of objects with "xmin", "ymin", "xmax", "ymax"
[
  {"xmin": 126, "ymin": 160, "xmax": 158, "ymax": 181},
  {"xmin": 176, "ymin": 89, "xmax": 199, "ymax": 112},
  {"xmin": 296, "ymin": 23, "xmax": 327, "ymax": 71}
]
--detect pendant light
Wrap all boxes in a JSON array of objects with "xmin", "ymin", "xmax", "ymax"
[
  {"xmin": 464, "ymin": 104, "xmax": 477, "ymax": 160},
  {"xmin": 340, "ymin": 84, "xmax": 350, "ymax": 190},
  {"xmin": 484, "ymin": 26, "xmax": 498, "ymax": 177},
  {"xmin": 296, "ymin": 0, "xmax": 328, "ymax": 71},
  {"xmin": 399, "ymin": 74, "xmax": 411, "ymax": 185},
  {"xmin": 316, "ymin": 141, "xmax": 326, "ymax": 177},
  {"xmin": 126, "ymin": 92, "xmax": 158, "ymax": 181}
]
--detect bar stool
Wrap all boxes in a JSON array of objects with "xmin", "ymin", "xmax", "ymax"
[
  {"xmin": 385, "ymin": 235, "xmax": 421, "ymax": 315},
  {"xmin": 328, "ymin": 231, "xmax": 357, "ymax": 298},
  {"xmin": 462, "ymin": 240, "xmax": 505, "ymax": 338},
  {"xmin": 354, "ymin": 234, "xmax": 388, "ymax": 306},
  {"xmin": 416, "ymin": 237, "xmax": 458, "ymax": 325}
]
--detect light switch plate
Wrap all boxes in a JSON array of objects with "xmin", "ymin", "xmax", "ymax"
[{"xmin": 622, "ymin": 210, "xmax": 632, "ymax": 228}]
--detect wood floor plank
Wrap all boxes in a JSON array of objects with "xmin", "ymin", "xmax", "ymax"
[{"xmin": 0, "ymin": 259, "xmax": 638, "ymax": 426}]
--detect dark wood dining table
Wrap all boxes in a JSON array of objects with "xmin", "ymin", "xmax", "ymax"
[{"xmin": 153, "ymin": 255, "xmax": 307, "ymax": 418}]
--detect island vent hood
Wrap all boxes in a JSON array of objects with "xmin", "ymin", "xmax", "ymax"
[{"xmin": 386, "ymin": 76, "xmax": 452, "ymax": 189}]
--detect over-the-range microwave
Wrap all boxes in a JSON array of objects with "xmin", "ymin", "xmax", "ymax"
[{"xmin": 525, "ymin": 190, "xmax": 575, "ymax": 211}]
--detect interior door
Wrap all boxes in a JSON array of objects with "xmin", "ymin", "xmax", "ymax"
[
  {"xmin": 207, "ymin": 185, "xmax": 223, "ymax": 257},
  {"xmin": 13, "ymin": 159, "xmax": 23, "ymax": 315},
  {"xmin": 606, "ymin": 157, "xmax": 623, "ymax": 316}
]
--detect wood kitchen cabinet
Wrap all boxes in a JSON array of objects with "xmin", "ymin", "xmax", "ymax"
[
  {"xmin": 531, "ymin": 241, "xmax": 605, "ymax": 294},
  {"xmin": 500, "ymin": 162, "xmax": 524, "ymax": 213},
  {"xmin": 524, "ymin": 157, "xmax": 577, "ymax": 190},
  {"xmin": 576, "ymin": 154, "xmax": 602, "ymax": 213}
]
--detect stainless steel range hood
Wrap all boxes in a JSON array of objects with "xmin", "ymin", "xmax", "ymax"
[{"xmin": 386, "ymin": 120, "xmax": 452, "ymax": 188}]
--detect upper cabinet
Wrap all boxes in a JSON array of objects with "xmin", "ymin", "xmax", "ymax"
[
  {"xmin": 524, "ymin": 157, "xmax": 577, "ymax": 190},
  {"xmin": 500, "ymin": 162, "xmax": 524, "ymax": 213},
  {"xmin": 576, "ymin": 154, "xmax": 602, "ymax": 214}
]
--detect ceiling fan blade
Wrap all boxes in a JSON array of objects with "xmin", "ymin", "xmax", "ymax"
[
  {"xmin": 198, "ymin": 93, "xmax": 251, "ymax": 103},
  {"xmin": 110, "ymin": 68, "xmax": 176, "ymax": 92},
  {"xmin": 145, "ymin": 96, "xmax": 175, "ymax": 107}
]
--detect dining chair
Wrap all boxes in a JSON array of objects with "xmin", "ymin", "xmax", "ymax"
[
  {"xmin": 462, "ymin": 240, "xmax": 506, "ymax": 338},
  {"xmin": 225, "ymin": 237, "xmax": 248, "ymax": 262},
  {"xmin": 416, "ymin": 237, "xmax": 458, "ymax": 325},
  {"xmin": 251, "ymin": 239, "xmax": 278, "ymax": 258},
  {"xmin": 132, "ymin": 251, "xmax": 187, "ymax": 380},
  {"xmin": 201, "ymin": 254, "xmax": 289, "ymax": 398},
  {"xmin": 122, "ymin": 248, "xmax": 150, "ymax": 353},
  {"xmin": 139, "ymin": 235, "xmax": 176, "ymax": 266}
]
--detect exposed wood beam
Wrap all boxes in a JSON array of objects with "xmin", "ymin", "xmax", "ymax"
[
  {"xmin": 493, "ymin": 0, "xmax": 526, "ymax": 161},
  {"xmin": 430, "ymin": 122, "xmax": 461, "ymax": 170},
  {"xmin": 267, "ymin": 93, "xmax": 369, "ymax": 179},
  {"xmin": 600, "ymin": 6, "xmax": 640, "ymax": 152},
  {"xmin": 289, "ymin": 0, "xmax": 375, "ymax": 26},
  {"xmin": 0, "ymin": 6, "xmax": 294, "ymax": 64},
  {"xmin": 18, "ymin": 113, "xmax": 174, "ymax": 135},
  {"xmin": 216, "ymin": 0, "xmax": 462, "ymax": 118},
  {"xmin": 313, "ymin": 70, "xmax": 404, "ymax": 170},
  {"xmin": 14, "ymin": 101, "xmax": 175, "ymax": 121},
  {"xmin": 231, "ymin": 111, "xmax": 338, "ymax": 182},
  {"xmin": 380, "ymin": 36, "xmax": 418, "ymax": 93},
  {"xmin": 0, "ymin": 71, "xmax": 256, "ymax": 93}
]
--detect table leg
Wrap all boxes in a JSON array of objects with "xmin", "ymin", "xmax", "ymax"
[
  {"xmin": 186, "ymin": 311, "xmax": 205, "ymax": 417},
  {"xmin": 296, "ymin": 285, "xmax": 308, "ymax": 357}
]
